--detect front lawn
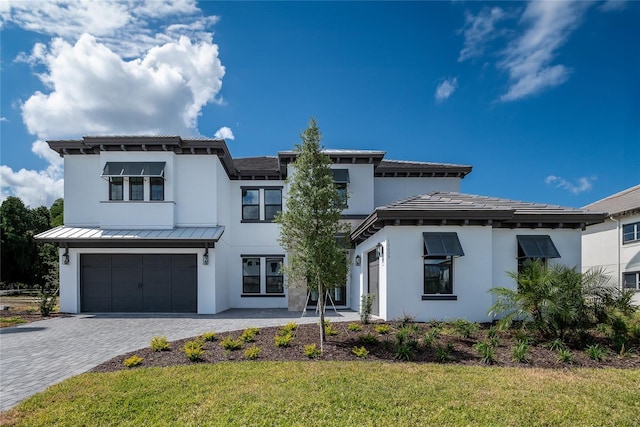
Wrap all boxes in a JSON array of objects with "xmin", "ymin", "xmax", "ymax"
[{"xmin": 2, "ymin": 362, "xmax": 639, "ymax": 426}]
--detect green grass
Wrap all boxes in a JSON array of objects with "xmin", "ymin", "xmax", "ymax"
[
  {"xmin": 3, "ymin": 362, "xmax": 639, "ymax": 426},
  {"xmin": 0, "ymin": 316, "xmax": 27, "ymax": 327}
]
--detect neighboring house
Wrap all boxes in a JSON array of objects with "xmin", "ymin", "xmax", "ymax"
[
  {"xmin": 582, "ymin": 185, "xmax": 640, "ymax": 305},
  {"xmin": 36, "ymin": 136, "xmax": 606, "ymax": 322}
]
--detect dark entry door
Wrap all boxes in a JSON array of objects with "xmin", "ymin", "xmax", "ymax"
[{"xmin": 367, "ymin": 250, "xmax": 380, "ymax": 316}]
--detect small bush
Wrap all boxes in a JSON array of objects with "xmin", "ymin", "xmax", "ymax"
[
  {"xmin": 200, "ymin": 331, "xmax": 217, "ymax": 342},
  {"xmin": 347, "ymin": 323, "xmax": 362, "ymax": 332},
  {"xmin": 275, "ymin": 333, "xmax": 294, "ymax": 347},
  {"xmin": 360, "ymin": 293, "xmax": 375, "ymax": 324},
  {"xmin": 374, "ymin": 324, "xmax": 391, "ymax": 335},
  {"xmin": 279, "ymin": 322, "xmax": 298, "ymax": 336},
  {"xmin": 220, "ymin": 337, "xmax": 243, "ymax": 351},
  {"xmin": 434, "ymin": 342, "xmax": 453, "ymax": 363},
  {"xmin": 394, "ymin": 313, "xmax": 416, "ymax": 328},
  {"xmin": 586, "ymin": 344, "xmax": 608, "ymax": 362},
  {"xmin": 352, "ymin": 346, "xmax": 369, "ymax": 358},
  {"xmin": 324, "ymin": 321, "xmax": 338, "ymax": 336},
  {"xmin": 487, "ymin": 325, "xmax": 499, "ymax": 339},
  {"xmin": 557, "ymin": 348, "xmax": 573, "ymax": 363},
  {"xmin": 184, "ymin": 340, "xmax": 204, "ymax": 361},
  {"xmin": 123, "ymin": 355, "xmax": 143, "ymax": 368},
  {"xmin": 244, "ymin": 345, "xmax": 262, "ymax": 360},
  {"xmin": 395, "ymin": 343, "xmax": 417, "ymax": 361},
  {"xmin": 304, "ymin": 343, "xmax": 322, "ymax": 359},
  {"xmin": 473, "ymin": 341, "xmax": 496, "ymax": 365},
  {"xmin": 359, "ymin": 333, "xmax": 378, "ymax": 345},
  {"xmin": 241, "ymin": 328, "xmax": 259, "ymax": 342},
  {"xmin": 511, "ymin": 341, "xmax": 530, "ymax": 363},
  {"xmin": 150, "ymin": 336, "xmax": 170, "ymax": 352},
  {"xmin": 451, "ymin": 319, "xmax": 479, "ymax": 338},
  {"xmin": 545, "ymin": 338, "xmax": 567, "ymax": 351}
]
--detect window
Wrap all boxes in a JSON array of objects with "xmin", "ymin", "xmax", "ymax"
[
  {"xmin": 242, "ymin": 258, "xmax": 261, "ymax": 293},
  {"xmin": 335, "ymin": 183, "xmax": 348, "ymax": 208},
  {"xmin": 242, "ymin": 189, "xmax": 260, "ymax": 220},
  {"xmin": 516, "ymin": 235, "xmax": 560, "ymax": 273},
  {"xmin": 264, "ymin": 189, "xmax": 282, "ymax": 221},
  {"xmin": 129, "ymin": 177, "xmax": 144, "ymax": 201},
  {"xmin": 332, "ymin": 169, "xmax": 349, "ymax": 208},
  {"xmin": 266, "ymin": 258, "xmax": 284, "ymax": 293},
  {"xmin": 623, "ymin": 272, "xmax": 640, "ymax": 291},
  {"xmin": 623, "ymin": 222, "xmax": 640, "ymax": 244},
  {"xmin": 424, "ymin": 256, "xmax": 453, "ymax": 294},
  {"xmin": 109, "ymin": 177, "xmax": 123, "ymax": 201},
  {"xmin": 241, "ymin": 255, "xmax": 285, "ymax": 295},
  {"xmin": 150, "ymin": 177, "xmax": 164, "ymax": 201}
]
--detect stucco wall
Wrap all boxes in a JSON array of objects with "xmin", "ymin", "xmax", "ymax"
[
  {"xmin": 63, "ymin": 155, "xmax": 101, "ymax": 227},
  {"xmin": 374, "ymin": 177, "xmax": 461, "ymax": 208},
  {"xmin": 174, "ymin": 155, "xmax": 219, "ymax": 226}
]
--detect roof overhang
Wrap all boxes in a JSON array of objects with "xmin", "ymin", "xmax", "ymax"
[{"xmin": 35, "ymin": 226, "xmax": 225, "ymax": 248}]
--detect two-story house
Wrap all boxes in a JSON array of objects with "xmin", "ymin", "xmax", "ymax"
[
  {"xmin": 36, "ymin": 136, "xmax": 606, "ymax": 322},
  {"xmin": 582, "ymin": 185, "xmax": 640, "ymax": 305}
]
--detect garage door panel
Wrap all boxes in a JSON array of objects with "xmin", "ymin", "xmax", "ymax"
[
  {"xmin": 81, "ymin": 255, "xmax": 112, "ymax": 312},
  {"xmin": 143, "ymin": 261, "xmax": 172, "ymax": 312},
  {"xmin": 171, "ymin": 255, "xmax": 197, "ymax": 312},
  {"xmin": 111, "ymin": 255, "xmax": 143, "ymax": 312}
]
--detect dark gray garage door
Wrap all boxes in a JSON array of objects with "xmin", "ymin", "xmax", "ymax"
[{"xmin": 81, "ymin": 254, "xmax": 197, "ymax": 312}]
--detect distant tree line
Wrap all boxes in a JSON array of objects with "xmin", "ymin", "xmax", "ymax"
[{"xmin": 0, "ymin": 196, "xmax": 63, "ymax": 289}]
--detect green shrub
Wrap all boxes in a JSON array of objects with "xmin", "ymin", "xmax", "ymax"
[
  {"xmin": 184, "ymin": 340, "xmax": 204, "ymax": 361},
  {"xmin": 304, "ymin": 343, "xmax": 322, "ymax": 359},
  {"xmin": 545, "ymin": 338, "xmax": 567, "ymax": 351},
  {"xmin": 220, "ymin": 337, "xmax": 243, "ymax": 351},
  {"xmin": 123, "ymin": 355, "xmax": 143, "ymax": 367},
  {"xmin": 241, "ymin": 328, "xmax": 260, "ymax": 342},
  {"xmin": 586, "ymin": 344, "xmax": 608, "ymax": 362},
  {"xmin": 359, "ymin": 333, "xmax": 378, "ymax": 345},
  {"xmin": 395, "ymin": 313, "xmax": 416, "ymax": 328},
  {"xmin": 279, "ymin": 322, "xmax": 298, "ymax": 336},
  {"xmin": 275, "ymin": 333, "xmax": 294, "ymax": 347},
  {"xmin": 150, "ymin": 336, "xmax": 170, "ymax": 352},
  {"xmin": 360, "ymin": 293, "xmax": 375, "ymax": 324},
  {"xmin": 244, "ymin": 345, "xmax": 262, "ymax": 360},
  {"xmin": 374, "ymin": 324, "xmax": 391, "ymax": 335},
  {"xmin": 324, "ymin": 320, "xmax": 338, "ymax": 336},
  {"xmin": 557, "ymin": 348, "xmax": 573, "ymax": 363},
  {"xmin": 347, "ymin": 323, "xmax": 362, "ymax": 332},
  {"xmin": 473, "ymin": 341, "xmax": 496, "ymax": 365},
  {"xmin": 451, "ymin": 319, "xmax": 479, "ymax": 338},
  {"xmin": 511, "ymin": 341, "xmax": 530, "ymax": 363},
  {"xmin": 200, "ymin": 331, "xmax": 217, "ymax": 342},
  {"xmin": 487, "ymin": 325, "xmax": 499, "ymax": 339},
  {"xmin": 434, "ymin": 342, "xmax": 453, "ymax": 363},
  {"xmin": 351, "ymin": 346, "xmax": 369, "ymax": 358},
  {"xmin": 395, "ymin": 326, "xmax": 418, "ymax": 361}
]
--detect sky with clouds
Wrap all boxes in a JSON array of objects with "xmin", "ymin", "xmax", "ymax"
[{"xmin": 1, "ymin": 0, "xmax": 638, "ymax": 209}]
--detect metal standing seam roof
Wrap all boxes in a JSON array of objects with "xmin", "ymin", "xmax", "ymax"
[
  {"xmin": 582, "ymin": 184, "xmax": 640, "ymax": 217},
  {"xmin": 35, "ymin": 226, "xmax": 225, "ymax": 242}
]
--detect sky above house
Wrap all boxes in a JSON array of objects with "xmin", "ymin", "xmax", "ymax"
[{"xmin": 1, "ymin": 0, "xmax": 638, "ymax": 210}]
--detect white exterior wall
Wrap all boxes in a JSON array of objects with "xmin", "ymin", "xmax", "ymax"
[
  {"xmin": 64, "ymin": 155, "xmax": 102, "ymax": 227},
  {"xmin": 58, "ymin": 246, "xmax": 215, "ymax": 314},
  {"xmin": 374, "ymin": 177, "xmax": 461, "ymax": 208},
  {"xmin": 175, "ymin": 155, "xmax": 220, "ymax": 226},
  {"xmin": 351, "ymin": 230, "xmax": 389, "ymax": 317},
  {"xmin": 336, "ymin": 164, "xmax": 375, "ymax": 215}
]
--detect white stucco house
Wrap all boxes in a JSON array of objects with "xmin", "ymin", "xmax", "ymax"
[
  {"xmin": 36, "ymin": 136, "xmax": 606, "ymax": 322},
  {"xmin": 582, "ymin": 185, "xmax": 640, "ymax": 305}
]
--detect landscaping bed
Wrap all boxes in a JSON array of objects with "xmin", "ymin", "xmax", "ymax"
[{"xmin": 92, "ymin": 319, "xmax": 640, "ymax": 372}]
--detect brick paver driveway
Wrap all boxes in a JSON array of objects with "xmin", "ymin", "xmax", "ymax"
[{"xmin": 0, "ymin": 309, "xmax": 358, "ymax": 411}]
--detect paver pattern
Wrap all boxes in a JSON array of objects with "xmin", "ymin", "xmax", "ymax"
[{"xmin": 0, "ymin": 309, "xmax": 358, "ymax": 411}]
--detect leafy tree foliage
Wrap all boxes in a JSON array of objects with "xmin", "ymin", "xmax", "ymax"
[
  {"xmin": 1, "ymin": 196, "xmax": 61, "ymax": 288},
  {"xmin": 50, "ymin": 198, "xmax": 64, "ymax": 227},
  {"xmin": 276, "ymin": 118, "xmax": 350, "ymax": 348}
]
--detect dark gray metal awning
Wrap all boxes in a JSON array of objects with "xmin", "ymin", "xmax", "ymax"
[
  {"xmin": 102, "ymin": 162, "xmax": 165, "ymax": 178},
  {"xmin": 423, "ymin": 232, "xmax": 464, "ymax": 257},
  {"xmin": 517, "ymin": 235, "xmax": 560, "ymax": 258},
  {"xmin": 332, "ymin": 169, "xmax": 350, "ymax": 183}
]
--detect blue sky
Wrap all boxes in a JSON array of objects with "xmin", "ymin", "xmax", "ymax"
[{"xmin": 1, "ymin": 0, "xmax": 638, "ymax": 209}]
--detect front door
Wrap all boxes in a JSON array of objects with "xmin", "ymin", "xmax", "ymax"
[{"xmin": 367, "ymin": 250, "xmax": 379, "ymax": 316}]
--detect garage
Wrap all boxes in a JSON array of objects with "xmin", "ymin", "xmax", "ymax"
[{"xmin": 81, "ymin": 254, "xmax": 197, "ymax": 313}]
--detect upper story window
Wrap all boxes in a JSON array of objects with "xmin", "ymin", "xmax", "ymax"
[
  {"xmin": 109, "ymin": 177, "xmax": 123, "ymax": 201},
  {"xmin": 129, "ymin": 177, "xmax": 144, "ymax": 201},
  {"xmin": 241, "ymin": 187, "xmax": 282, "ymax": 222},
  {"xmin": 150, "ymin": 177, "xmax": 164, "ymax": 201},
  {"xmin": 422, "ymin": 232, "xmax": 464, "ymax": 299},
  {"xmin": 332, "ymin": 169, "xmax": 349, "ymax": 208},
  {"xmin": 623, "ymin": 222, "xmax": 640, "ymax": 244},
  {"xmin": 516, "ymin": 235, "xmax": 560, "ymax": 273}
]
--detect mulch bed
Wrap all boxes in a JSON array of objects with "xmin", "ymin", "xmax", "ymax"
[{"xmin": 92, "ymin": 321, "xmax": 640, "ymax": 373}]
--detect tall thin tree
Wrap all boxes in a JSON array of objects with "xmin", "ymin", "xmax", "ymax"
[{"xmin": 276, "ymin": 118, "xmax": 350, "ymax": 349}]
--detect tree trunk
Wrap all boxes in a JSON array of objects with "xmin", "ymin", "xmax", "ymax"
[{"xmin": 318, "ymin": 280, "xmax": 326, "ymax": 351}]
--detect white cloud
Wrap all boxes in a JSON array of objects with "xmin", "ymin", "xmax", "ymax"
[
  {"xmin": 545, "ymin": 175, "xmax": 596, "ymax": 195},
  {"xmin": 214, "ymin": 126, "xmax": 235, "ymax": 140},
  {"xmin": 498, "ymin": 1, "xmax": 592, "ymax": 102},
  {"xmin": 435, "ymin": 77, "xmax": 459, "ymax": 102},
  {"xmin": 458, "ymin": 7, "xmax": 508, "ymax": 62},
  {"xmin": 0, "ymin": 117, "xmax": 8, "ymax": 122},
  {"xmin": 21, "ymin": 33, "xmax": 225, "ymax": 139}
]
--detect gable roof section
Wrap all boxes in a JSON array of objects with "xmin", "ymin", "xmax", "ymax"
[
  {"xmin": 233, "ymin": 156, "xmax": 280, "ymax": 180},
  {"xmin": 582, "ymin": 184, "xmax": 640, "ymax": 217},
  {"xmin": 351, "ymin": 192, "xmax": 607, "ymax": 244}
]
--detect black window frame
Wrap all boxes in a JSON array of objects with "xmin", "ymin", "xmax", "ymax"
[
  {"xmin": 264, "ymin": 189, "xmax": 282, "ymax": 221},
  {"xmin": 109, "ymin": 177, "xmax": 123, "ymax": 201},
  {"xmin": 150, "ymin": 177, "xmax": 164, "ymax": 201},
  {"xmin": 335, "ymin": 182, "xmax": 348, "ymax": 209},
  {"xmin": 623, "ymin": 272, "xmax": 640, "ymax": 291},
  {"xmin": 265, "ymin": 257, "xmax": 284, "ymax": 293},
  {"xmin": 242, "ymin": 188, "xmax": 260, "ymax": 221},
  {"xmin": 242, "ymin": 257, "xmax": 261, "ymax": 294},
  {"xmin": 129, "ymin": 177, "xmax": 144, "ymax": 201},
  {"xmin": 423, "ymin": 254, "xmax": 454, "ymax": 296},
  {"xmin": 623, "ymin": 222, "xmax": 640, "ymax": 244}
]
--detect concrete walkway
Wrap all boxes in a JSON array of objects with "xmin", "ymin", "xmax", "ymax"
[{"xmin": 0, "ymin": 309, "xmax": 359, "ymax": 412}]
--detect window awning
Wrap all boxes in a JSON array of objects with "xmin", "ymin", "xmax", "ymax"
[
  {"xmin": 423, "ymin": 232, "xmax": 464, "ymax": 257},
  {"xmin": 517, "ymin": 235, "xmax": 560, "ymax": 259},
  {"xmin": 332, "ymin": 169, "xmax": 350, "ymax": 183},
  {"xmin": 101, "ymin": 162, "xmax": 165, "ymax": 178}
]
